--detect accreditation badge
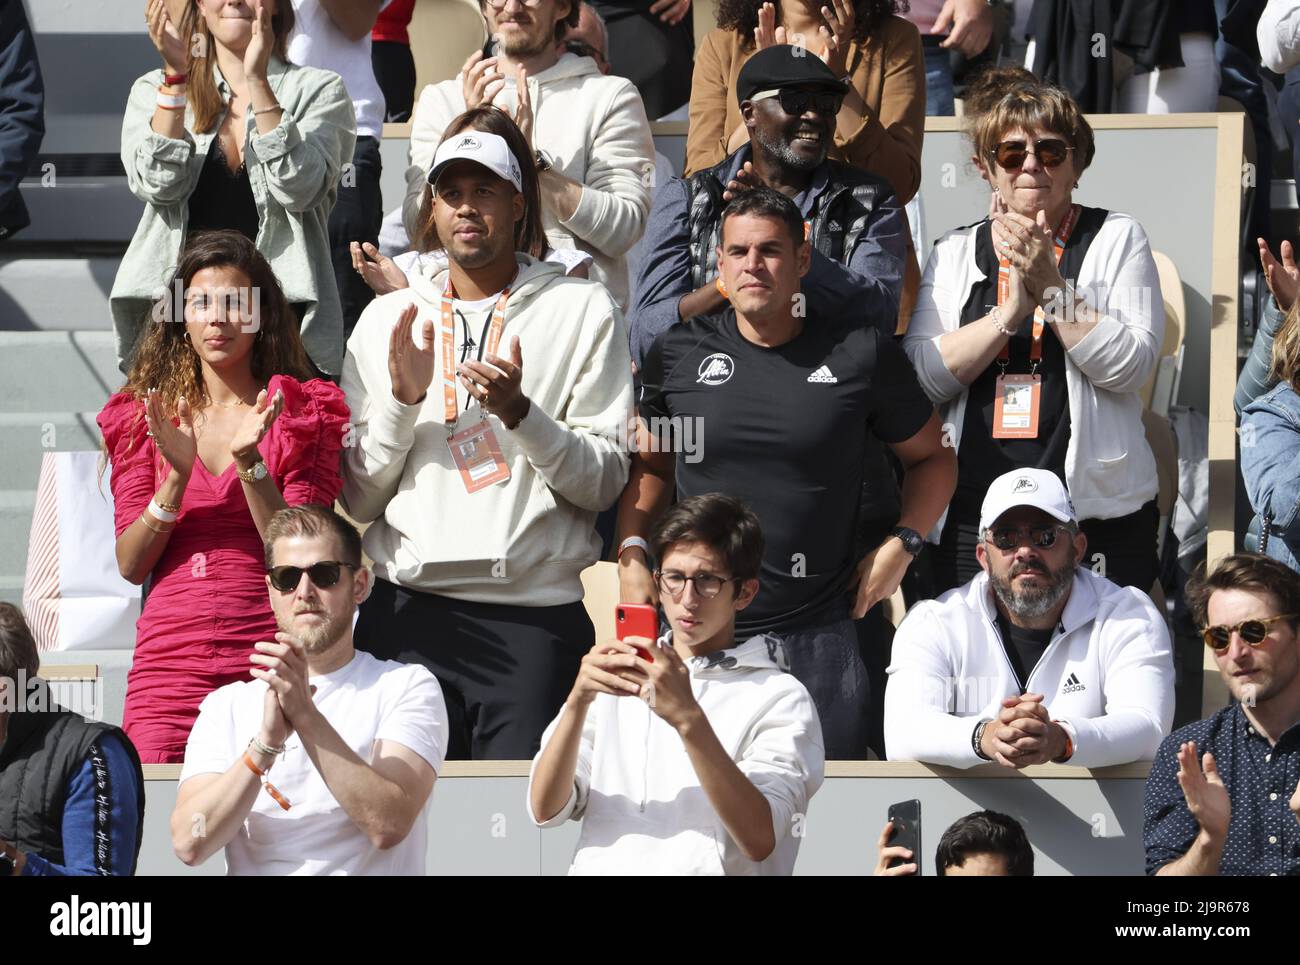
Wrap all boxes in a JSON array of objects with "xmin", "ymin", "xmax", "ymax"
[
  {"xmin": 992, "ymin": 373, "xmax": 1042, "ymax": 439},
  {"xmin": 447, "ymin": 419, "xmax": 511, "ymax": 493}
]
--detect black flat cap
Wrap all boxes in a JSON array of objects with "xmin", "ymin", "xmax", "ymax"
[{"xmin": 736, "ymin": 44, "xmax": 848, "ymax": 108}]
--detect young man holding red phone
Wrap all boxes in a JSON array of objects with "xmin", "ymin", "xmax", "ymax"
[{"xmin": 527, "ymin": 493, "xmax": 825, "ymax": 875}]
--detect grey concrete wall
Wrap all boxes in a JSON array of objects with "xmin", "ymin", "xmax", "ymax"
[{"xmin": 141, "ymin": 770, "xmax": 1148, "ymax": 876}]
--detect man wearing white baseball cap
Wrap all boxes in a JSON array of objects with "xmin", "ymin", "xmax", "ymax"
[
  {"xmin": 883, "ymin": 468, "xmax": 1174, "ymax": 769},
  {"xmin": 340, "ymin": 114, "xmax": 634, "ymax": 761}
]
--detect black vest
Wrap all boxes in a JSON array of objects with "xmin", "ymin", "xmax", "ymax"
[
  {"xmin": 685, "ymin": 154, "xmax": 894, "ymax": 288},
  {"xmin": 0, "ymin": 680, "xmax": 145, "ymax": 872}
]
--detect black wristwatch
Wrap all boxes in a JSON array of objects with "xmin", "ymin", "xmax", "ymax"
[
  {"xmin": 534, "ymin": 148, "xmax": 553, "ymax": 173},
  {"xmin": 890, "ymin": 526, "xmax": 924, "ymax": 557},
  {"xmin": 0, "ymin": 850, "xmax": 15, "ymax": 877}
]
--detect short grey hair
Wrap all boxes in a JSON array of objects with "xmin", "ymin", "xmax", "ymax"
[{"xmin": 580, "ymin": 1, "xmax": 608, "ymax": 55}]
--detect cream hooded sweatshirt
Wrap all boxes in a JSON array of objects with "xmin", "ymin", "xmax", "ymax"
[{"xmin": 340, "ymin": 254, "xmax": 633, "ymax": 606}]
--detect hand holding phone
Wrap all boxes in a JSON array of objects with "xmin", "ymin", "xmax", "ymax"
[
  {"xmin": 880, "ymin": 799, "xmax": 921, "ymax": 876},
  {"xmin": 615, "ymin": 604, "xmax": 657, "ymax": 663}
]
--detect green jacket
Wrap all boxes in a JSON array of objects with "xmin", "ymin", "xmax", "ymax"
[{"xmin": 111, "ymin": 56, "xmax": 355, "ymax": 376}]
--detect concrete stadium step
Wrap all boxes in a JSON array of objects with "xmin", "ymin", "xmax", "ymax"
[
  {"xmin": 0, "ymin": 489, "xmax": 37, "ymax": 590},
  {"xmin": 0, "ymin": 575, "xmax": 22, "ymax": 607},
  {"xmin": 0, "ymin": 412, "xmax": 106, "ymax": 492},
  {"xmin": 0, "ymin": 256, "xmax": 121, "ymax": 332},
  {"xmin": 0, "ymin": 331, "xmax": 121, "ymax": 412}
]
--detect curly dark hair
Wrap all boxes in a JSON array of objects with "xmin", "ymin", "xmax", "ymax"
[
  {"xmin": 112, "ymin": 231, "xmax": 315, "ymax": 459},
  {"xmin": 716, "ymin": 0, "xmax": 907, "ymax": 46}
]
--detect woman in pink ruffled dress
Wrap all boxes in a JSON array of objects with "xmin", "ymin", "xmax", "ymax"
[{"xmin": 98, "ymin": 230, "xmax": 348, "ymax": 763}]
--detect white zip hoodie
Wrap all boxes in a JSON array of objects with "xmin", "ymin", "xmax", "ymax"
[
  {"xmin": 339, "ymin": 254, "xmax": 633, "ymax": 606},
  {"xmin": 397, "ymin": 52, "xmax": 654, "ymax": 309},
  {"xmin": 883, "ymin": 568, "xmax": 1173, "ymax": 768},
  {"xmin": 527, "ymin": 634, "xmax": 825, "ymax": 875}
]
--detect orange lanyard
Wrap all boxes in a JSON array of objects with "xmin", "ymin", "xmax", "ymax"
[
  {"xmin": 440, "ymin": 282, "xmax": 510, "ymax": 431},
  {"xmin": 996, "ymin": 204, "xmax": 1079, "ymax": 366}
]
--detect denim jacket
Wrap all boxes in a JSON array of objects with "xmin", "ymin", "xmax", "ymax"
[
  {"xmin": 1241, "ymin": 380, "xmax": 1300, "ymax": 569},
  {"xmin": 110, "ymin": 56, "xmax": 356, "ymax": 376},
  {"xmin": 1235, "ymin": 292, "xmax": 1286, "ymax": 417}
]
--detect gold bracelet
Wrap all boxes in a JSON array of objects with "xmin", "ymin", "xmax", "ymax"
[
  {"xmin": 139, "ymin": 513, "xmax": 172, "ymax": 536},
  {"xmin": 153, "ymin": 496, "xmax": 181, "ymax": 514}
]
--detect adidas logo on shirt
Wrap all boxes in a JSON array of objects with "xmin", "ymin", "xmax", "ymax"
[
  {"xmin": 1062, "ymin": 672, "xmax": 1086, "ymax": 694},
  {"xmin": 807, "ymin": 365, "xmax": 838, "ymax": 384}
]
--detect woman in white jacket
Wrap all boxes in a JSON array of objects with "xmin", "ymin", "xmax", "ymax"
[{"xmin": 902, "ymin": 78, "xmax": 1163, "ymax": 595}]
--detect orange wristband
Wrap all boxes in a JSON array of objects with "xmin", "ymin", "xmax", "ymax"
[
  {"xmin": 243, "ymin": 750, "xmax": 292, "ymax": 811},
  {"xmin": 715, "ymin": 276, "xmax": 728, "ymax": 298},
  {"xmin": 1051, "ymin": 721, "xmax": 1074, "ymax": 763}
]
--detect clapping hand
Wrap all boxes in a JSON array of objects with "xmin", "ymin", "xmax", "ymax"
[
  {"xmin": 351, "ymin": 241, "xmax": 409, "ymax": 295},
  {"xmin": 244, "ymin": 0, "xmax": 274, "ymax": 84},
  {"xmin": 146, "ymin": 0, "xmax": 188, "ymax": 74},
  {"xmin": 230, "ymin": 388, "xmax": 284, "ymax": 469},
  {"xmin": 145, "ymin": 389, "xmax": 197, "ymax": 480},
  {"xmin": 388, "ymin": 303, "xmax": 435, "ymax": 407},
  {"xmin": 1258, "ymin": 237, "xmax": 1299, "ymax": 314},
  {"xmin": 1176, "ymin": 741, "xmax": 1231, "ymax": 842}
]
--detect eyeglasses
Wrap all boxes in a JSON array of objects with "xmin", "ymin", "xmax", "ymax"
[
  {"xmin": 1201, "ymin": 614, "xmax": 1298, "ymax": 652},
  {"xmin": 565, "ymin": 39, "xmax": 604, "ymax": 62},
  {"xmin": 267, "ymin": 561, "xmax": 358, "ymax": 593},
  {"xmin": 655, "ymin": 570, "xmax": 737, "ymax": 599},
  {"xmin": 990, "ymin": 138, "xmax": 1074, "ymax": 170},
  {"xmin": 984, "ymin": 524, "xmax": 1071, "ymax": 552},
  {"xmin": 750, "ymin": 88, "xmax": 844, "ymax": 118},
  {"xmin": 485, "ymin": 0, "xmax": 544, "ymax": 8}
]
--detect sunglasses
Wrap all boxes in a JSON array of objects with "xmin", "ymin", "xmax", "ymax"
[
  {"xmin": 267, "ymin": 561, "xmax": 358, "ymax": 593},
  {"xmin": 990, "ymin": 138, "xmax": 1074, "ymax": 170},
  {"xmin": 565, "ymin": 39, "xmax": 603, "ymax": 62},
  {"xmin": 751, "ymin": 88, "xmax": 844, "ymax": 118},
  {"xmin": 984, "ymin": 524, "xmax": 1071, "ymax": 552},
  {"xmin": 1201, "ymin": 614, "xmax": 1298, "ymax": 651},
  {"xmin": 655, "ymin": 570, "xmax": 737, "ymax": 600}
]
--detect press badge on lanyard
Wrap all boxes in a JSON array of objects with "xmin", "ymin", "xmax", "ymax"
[
  {"xmin": 991, "ymin": 205, "xmax": 1078, "ymax": 440},
  {"xmin": 441, "ymin": 281, "xmax": 512, "ymax": 493}
]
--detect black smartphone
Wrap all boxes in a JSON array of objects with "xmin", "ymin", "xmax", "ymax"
[
  {"xmin": 887, "ymin": 799, "xmax": 922, "ymax": 875},
  {"xmin": 482, "ymin": 36, "xmax": 501, "ymax": 59}
]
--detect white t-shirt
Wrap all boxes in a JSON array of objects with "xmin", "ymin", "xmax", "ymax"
[
  {"xmin": 180, "ymin": 649, "xmax": 448, "ymax": 876},
  {"xmin": 288, "ymin": 0, "xmax": 389, "ymax": 139}
]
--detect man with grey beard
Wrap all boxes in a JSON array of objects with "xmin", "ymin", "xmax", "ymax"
[
  {"xmin": 171, "ymin": 505, "xmax": 448, "ymax": 875},
  {"xmin": 883, "ymin": 468, "xmax": 1174, "ymax": 768}
]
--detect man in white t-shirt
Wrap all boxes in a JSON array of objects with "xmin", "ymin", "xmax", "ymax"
[
  {"xmin": 288, "ymin": 0, "xmax": 390, "ymax": 339},
  {"xmin": 171, "ymin": 505, "xmax": 448, "ymax": 875}
]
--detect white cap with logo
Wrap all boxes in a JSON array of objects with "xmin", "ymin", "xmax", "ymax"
[
  {"xmin": 427, "ymin": 131, "xmax": 523, "ymax": 192},
  {"xmin": 978, "ymin": 468, "xmax": 1077, "ymax": 533}
]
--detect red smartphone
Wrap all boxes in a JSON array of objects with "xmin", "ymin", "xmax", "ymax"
[{"xmin": 615, "ymin": 604, "xmax": 657, "ymax": 663}]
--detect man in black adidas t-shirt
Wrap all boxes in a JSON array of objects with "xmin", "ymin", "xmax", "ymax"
[{"xmin": 616, "ymin": 189, "xmax": 956, "ymax": 759}]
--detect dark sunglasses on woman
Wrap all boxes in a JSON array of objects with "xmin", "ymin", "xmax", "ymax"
[
  {"xmin": 991, "ymin": 138, "xmax": 1073, "ymax": 170},
  {"xmin": 1201, "ymin": 614, "xmax": 1297, "ymax": 652},
  {"xmin": 267, "ymin": 561, "xmax": 358, "ymax": 593}
]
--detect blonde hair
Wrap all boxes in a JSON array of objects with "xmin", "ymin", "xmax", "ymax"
[
  {"xmin": 1270, "ymin": 301, "xmax": 1300, "ymax": 392},
  {"xmin": 181, "ymin": 1, "xmax": 295, "ymax": 134}
]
